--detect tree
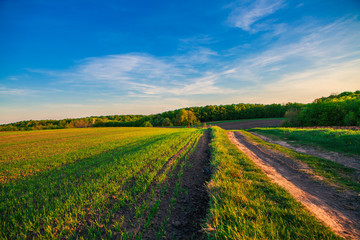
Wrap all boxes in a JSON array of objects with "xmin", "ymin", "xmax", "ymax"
[
  {"xmin": 283, "ymin": 108, "xmax": 301, "ymax": 126},
  {"xmin": 344, "ymin": 111, "xmax": 356, "ymax": 126},
  {"xmin": 142, "ymin": 121, "xmax": 153, "ymax": 127},
  {"xmin": 175, "ymin": 109, "xmax": 199, "ymax": 126},
  {"xmin": 161, "ymin": 118, "xmax": 173, "ymax": 126}
]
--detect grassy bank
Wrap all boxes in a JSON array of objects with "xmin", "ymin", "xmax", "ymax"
[{"xmin": 206, "ymin": 127, "xmax": 341, "ymax": 239}]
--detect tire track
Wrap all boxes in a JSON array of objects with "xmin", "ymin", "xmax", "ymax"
[{"xmin": 251, "ymin": 131, "xmax": 360, "ymax": 172}]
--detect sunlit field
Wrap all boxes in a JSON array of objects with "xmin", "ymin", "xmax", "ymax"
[{"xmin": 0, "ymin": 127, "xmax": 203, "ymax": 239}]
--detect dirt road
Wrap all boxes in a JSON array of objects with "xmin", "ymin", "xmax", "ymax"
[
  {"xmin": 251, "ymin": 132, "xmax": 360, "ymax": 172},
  {"xmin": 211, "ymin": 118, "xmax": 283, "ymax": 130},
  {"xmin": 228, "ymin": 131, "xmax": 360, "ymax": 240}
]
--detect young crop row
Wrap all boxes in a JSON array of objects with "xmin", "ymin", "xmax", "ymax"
[
  {"xmin": 114, "ymin": 129, "xmax": 204, "ymax": 239},
  {"xmin": 0, "ymin": 127, "xmax": 203, "ymax": 239},
  {"xmin": 205, "ymin": 127, "xmax": 341, "ymax": 239}
]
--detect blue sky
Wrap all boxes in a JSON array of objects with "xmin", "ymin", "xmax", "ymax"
[{"xmin": 1, "ymin": 0, "xmax": 359, "ymax": 124}]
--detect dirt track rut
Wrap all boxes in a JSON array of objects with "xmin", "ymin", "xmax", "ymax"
[
  {"xmin": 134, "ymin": 130, "xmax": 211, "ymax": 239},
  {"xmin": 228, "ymin": 131, "xmax": 360, "ymax": 240},
  {"xmin": 251, "ymin": 132, "xmax": 360, "ymax": 172}
]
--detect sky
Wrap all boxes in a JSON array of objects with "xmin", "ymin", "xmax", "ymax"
[{"xmin": 1, "ymin": 0, "xmax": 360, "ymax": 124}]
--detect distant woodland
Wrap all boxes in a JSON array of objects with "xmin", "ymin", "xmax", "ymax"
[
  {"xmin": 1, "ymin": 91, "xmax": 359, "ymax": 131},
  {"xmin": 283, "ymin": 91, "xmax": 360, "ymax": 127}
]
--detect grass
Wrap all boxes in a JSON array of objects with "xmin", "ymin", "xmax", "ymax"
[
  {"xmin": 206, "ymin": 118, "xmax": 284, "ymax": 125},
  {"xmin": 205, "ymin": 127, "xmax": 342, "ymax": 239},
  {"xmin": 1, "ymin": 126, "xmax": 350, "ymax": 239},
  {"xmin": 248, "ymin": 127, "xmax": 360, "ymax": 156},
  {"xmin": 240, "ymin": 130, "xmax": 360, "ymax": 193},
  {"xmin": 0, "ymin": 127, "xmax": 175, "ymax": 182},
  {"xmin": 129, "ymin": 130, "xmax": 203, "ymax": 239},
  {"xmin": 0, "ymin": 127, "xmax": 203, "ymax": 239}
]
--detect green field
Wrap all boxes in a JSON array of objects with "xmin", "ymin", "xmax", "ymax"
[
  {"xmin": 0, "ymin": 127, "xmax": 203, "ymax": 239},
  {"xmin": 0, "ymin": 127, "xmax": 346, "ymax": 239}
]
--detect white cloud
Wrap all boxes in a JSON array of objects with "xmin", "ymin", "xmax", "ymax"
[
  {"xmin": 0, "ymin": 86, "xmax": 36, "ymax": 96},
  {"xmin": 228, "ymin": 0, "xmax": 285, "ymax": 31},
  {"xmin": 240, "ymin": 17, "xmax": 360, "ymax": 70},
  {"xmin": 20, "ymin": 16, "xmax": 358, "ymax": 103},
  {"xmin": 130, "ymin": 74, "xmax": 232, "ymax": 96},
  {"xmin": 26, "ymin": 49, "xmax": 225, "ymax": 97},
  {"xmin": 174, "ymin": 47, "xmax": 218, "ymax": 65},
  {"xmin": 77, "ymin": 54, "xmax": 181, "ymax": 83},
  {"xmin": 208, "ymin": 16, "xmax": 360, "ymax": 103}
]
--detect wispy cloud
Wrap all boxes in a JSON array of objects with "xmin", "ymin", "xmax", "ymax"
[
  {"xmin": 233, "ymin": 17, "xmax": 360, "ymax": 72},
  {"xmin": 0, "ymin": 86, "xmax": 37, "ymax": 96},
  {"xmin": 27, "ymin": 49, "xmax": 225, "ymax": 97},
  {"xmin": 14, "ymin": 16, "xmax": 359, "ymax": 104},
  {"xmin": 130, "ymin": 74, "xmax": 232, "ymax": 96},
  {"xmin": 204, "ymin": 16, "xmax": 360, "ymax": 102},
  {"xmin": 228, "ymin": 0, "xmax": 285, "ymax": 31}
]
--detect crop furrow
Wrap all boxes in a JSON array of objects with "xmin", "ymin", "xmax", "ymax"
[{"xmin": 110, "ymin": 136, "xmax": 198, "ymax": 239}]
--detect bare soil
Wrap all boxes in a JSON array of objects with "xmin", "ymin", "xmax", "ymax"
[
  {"xmin": 211, "ymin": 119, "xmax": 283, "ymax": 130},
  {"xmin": 228, "ymin": 131, "xmax": 360, "ymax": 240},
  {"xmin": 251, "ymin": 132, "xmax": 360, "ymax": 172},
  {"xmin": 163, "ymin": 129, "xmax": 211, "ymax": 239}
]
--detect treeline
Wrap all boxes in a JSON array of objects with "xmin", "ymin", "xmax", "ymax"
[
  {"xmin": 128, "ymin": 103, "xmax": 299, "ymax": 128},
  {"xmin": 0, "ymin": 115, "xmax": 144, "ymax": 131},
  {"xmin": 283, "ymin": 91, "xmax": 360, "ymax": 127},
  {"xmin": 1, "ymin": 91, "xmax": 358, "ymax": 131},
  {"xmin": 0, "ymin": 103, "xmax": 298, "ymax": 131}
]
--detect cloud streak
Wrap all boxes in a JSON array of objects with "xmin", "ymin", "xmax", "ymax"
[
  {"xmin": 14, "ymin": 16, "xmax": 360, "ymax": 104},
  {"xmin": 0, "ymin": 86, "xmax": 37, "ymax": 96},
  {"xmin": 228, "ymin": 0, "xmax": 285, "ymax": 31},
  {"xmin": 23, "ymin": 47, "xmax": 226, "ymax": 98}
]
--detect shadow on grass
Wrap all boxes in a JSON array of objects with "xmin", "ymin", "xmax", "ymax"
[{"xmin": 0, "ymin": 131, "xmax": 186, "ymax": 238}]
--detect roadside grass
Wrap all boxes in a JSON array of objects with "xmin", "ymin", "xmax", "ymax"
[
  {"xmin": 0, "ymin": 127, "xmax": 202, "ymax": 239},
  {"xmin": 248, "ymin": 127, "xmax": 360, "ymax": 156},
  {"xmin": 206, "ymin": 127, "xmax": 342, "ymax": 239},
  {"xmin": 206, "ymin": 117, "xmax": 284, "ymax": 125},
  {"xmin": 240, "ymin": 130, "xmax": 360, "ymax": 193}
]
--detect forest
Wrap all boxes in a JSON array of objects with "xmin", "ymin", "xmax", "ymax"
[
  {"xmin": 1, "ymin": 91, "xmax": 359, "ymax": 131},
  {"xmin": 283, "ymin": 91, "xmax": 360, "ymax": 127}
]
